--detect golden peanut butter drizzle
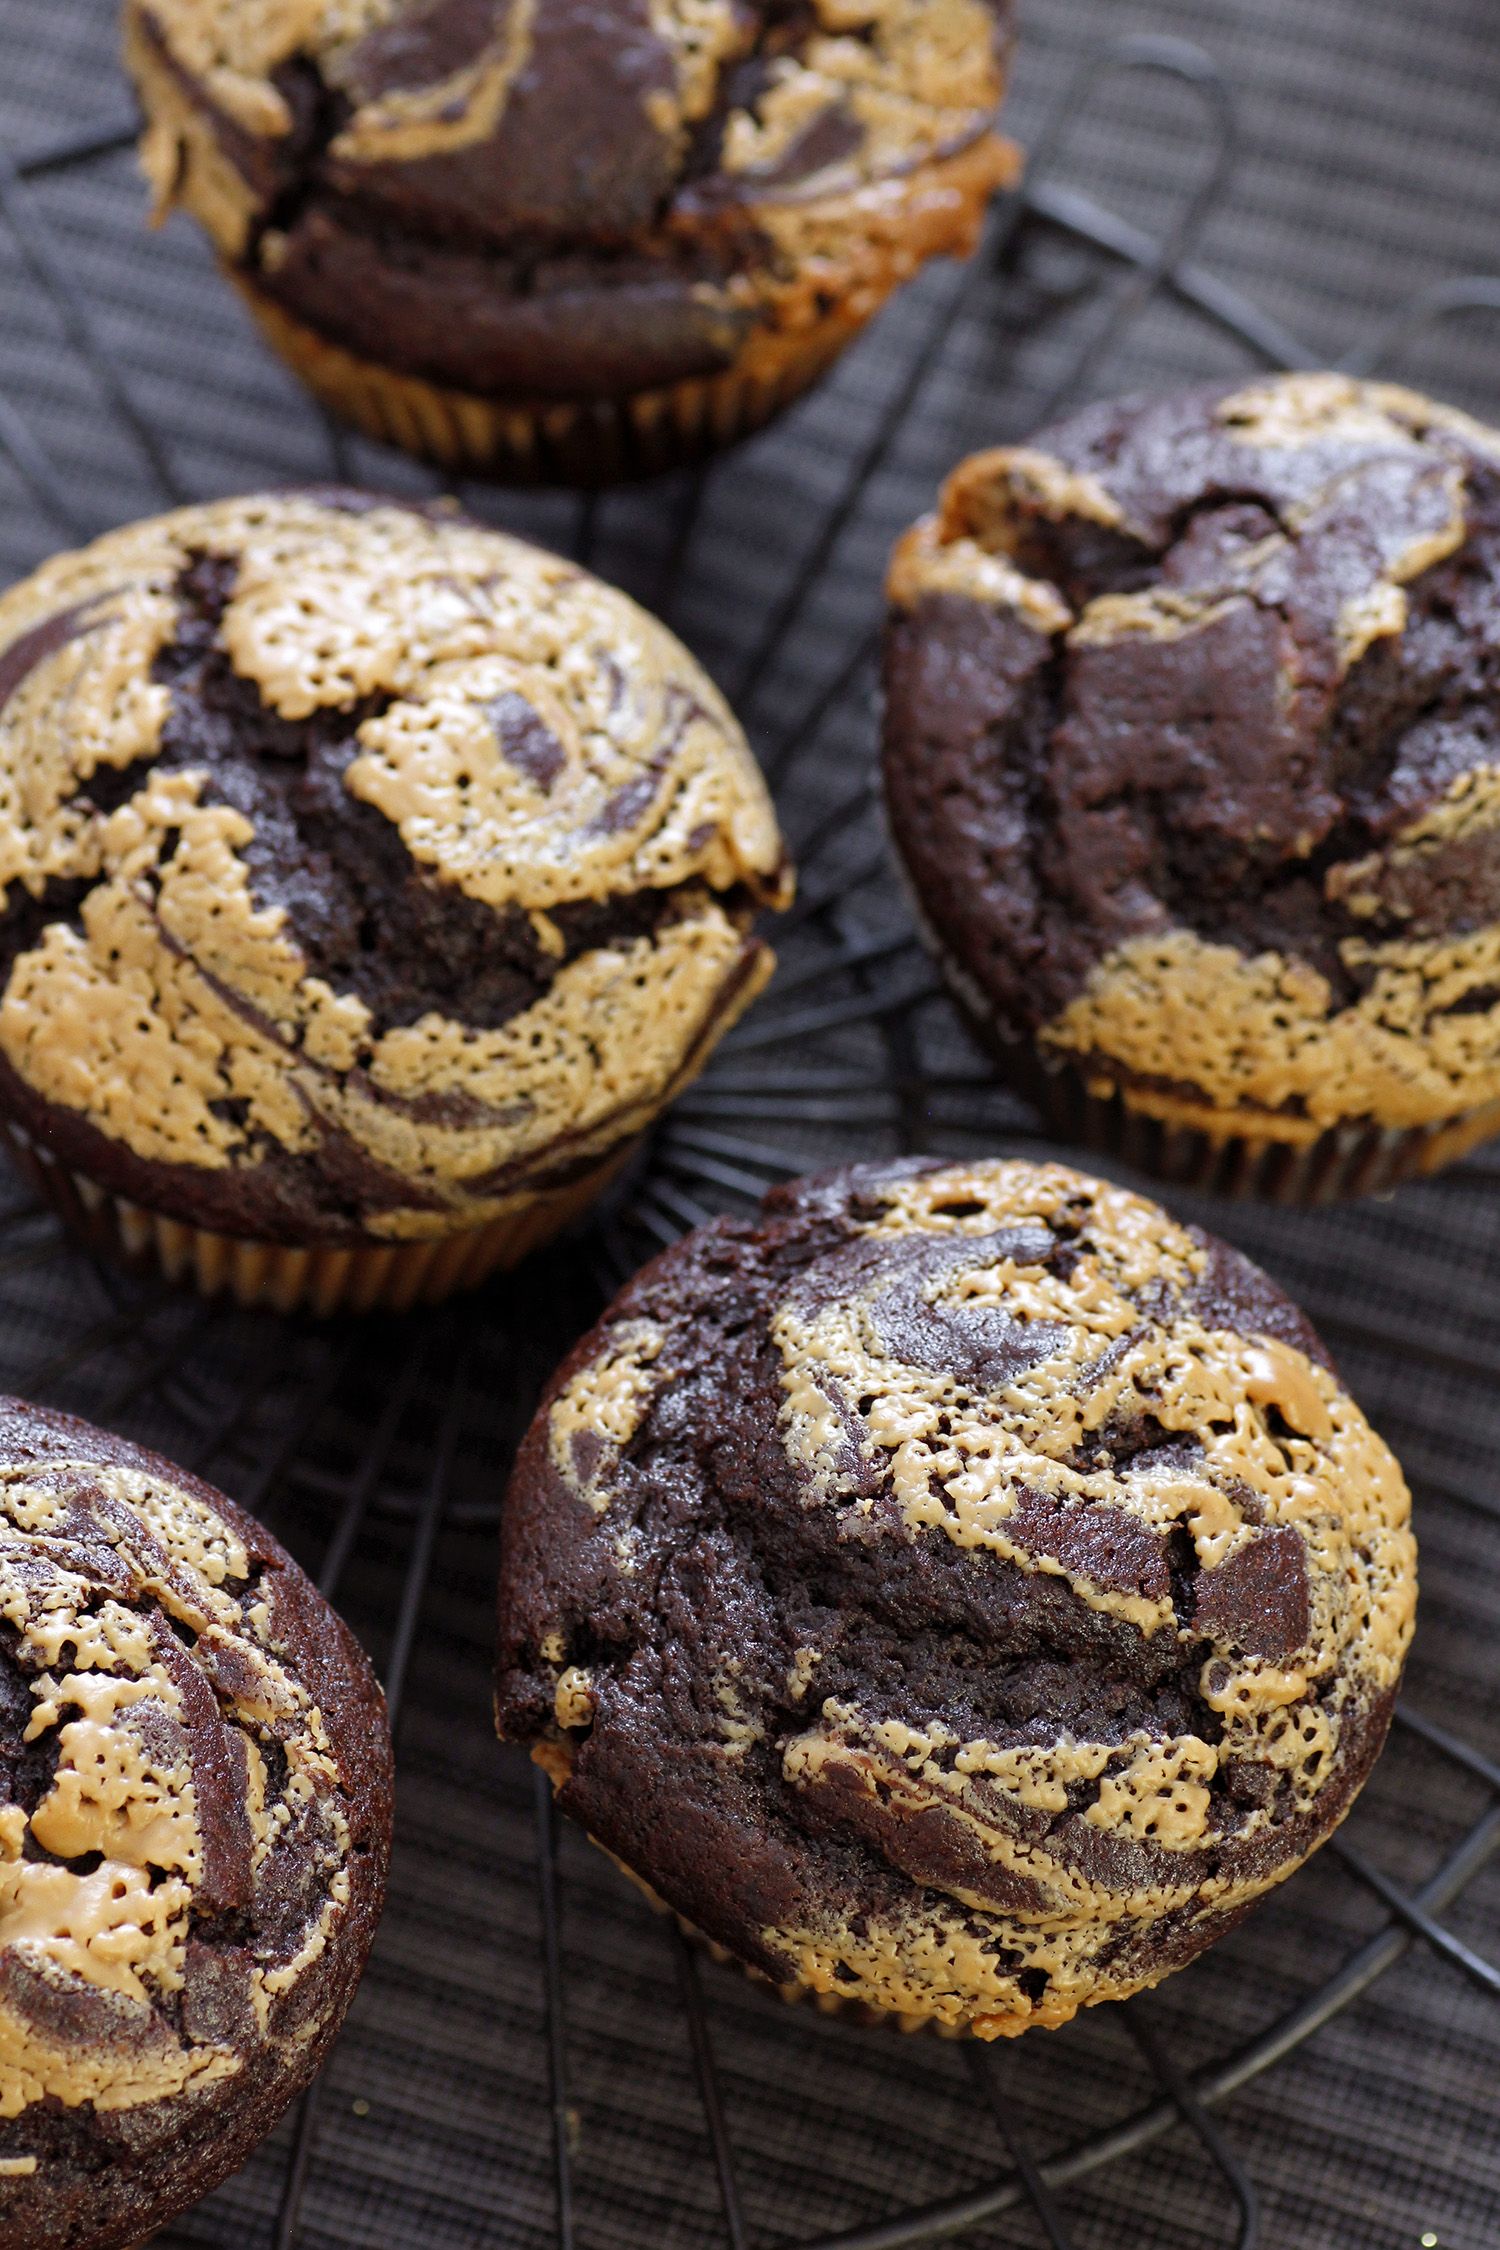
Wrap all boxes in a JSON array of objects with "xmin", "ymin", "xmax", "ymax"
[
  {"xmin": 528, "ymin": 1161, "xmax": 1413, "ymax": 2032},
  {"xmin": 0, "ymin": 1457, "xmax": 352, "ymax": 2128},
  {"xmin": 0, "ymin": 496, "xmax": 787, "ymax": 1226},
  {"xmin": 757, "ymin": 1163, "xmax": 1413, "ymax": 2027}
]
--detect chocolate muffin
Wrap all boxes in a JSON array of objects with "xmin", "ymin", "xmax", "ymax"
[
  {"xmin": 496, "ymin": 1156, "xmax": 1415, "ymax": 2037},
  {"xmin": 124, "ymin": 0, "xmax": 1018, "ymax": 483},
  {"xmin": 0, "ymin": 490, "xmax": 789, "ymax": 1313},
  {"xmin": 0, "ymin": 1398, "xmax": 391, "ymax": 2250},
  {"xmin": 884, "ymin": 374, "xmax": 1500, "ymax": 1199}
]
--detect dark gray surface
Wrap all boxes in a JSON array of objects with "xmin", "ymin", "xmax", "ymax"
[{"xmin": 0, "ymin": 3, "xmax": 1498, "ymax": 2247}]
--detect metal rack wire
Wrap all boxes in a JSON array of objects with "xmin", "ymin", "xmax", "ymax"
[{"xmin": 0, "ymin": 25, "xmax": 1499, "ymax": 2250}]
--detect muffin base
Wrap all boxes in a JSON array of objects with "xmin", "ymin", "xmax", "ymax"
[
  {"xmin": 905, "ymin": 886, "xmax": 1500, "ymax": 1202},
  {"xmin": 675, "ymin": 1912, "xmax": 988, "ymax": 2038},
  {"xmin": 229, "ymin": 274, "xmax": 869, "ymax": 486},
  {"xmin": 551, "ymin": 1769, "xmax": 1029, "ymax": 2039},
  {"xmin": 222, "ymin": 132, "xmax": 1016, "ymax": 486},
  {"xmin": 0, "ymin": 1119, "xmax": 631, "ymax": 1314},
  {"xmin": 1013, "ymin": 1048, "xmax": 1500, "ymax": 1204}
]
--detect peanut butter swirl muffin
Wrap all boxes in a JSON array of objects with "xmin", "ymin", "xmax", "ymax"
[
  {"xmin": 884, "ymin": 375, "xmax": 1500, "ymax": 1199},
  {"xmin": 125, "ymin": 0, "xmax": 1017, "ymax": 481},
  {"xmin": 0, "ymin": 1399, "xmax": 391, "ymax": 2250},
  {"xmin": 496, "ymin": 1157, "xmax": 1415, "ymax": 2037},
  {"xmin": 0, "ymin": 490, "xmax": 789, "ymax": 1312}
]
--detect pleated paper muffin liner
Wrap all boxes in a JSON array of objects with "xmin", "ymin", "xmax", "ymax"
[
  {"xmin": 229, "ymin": 276, "xmax": 869, "ymax": 487},
  {"xmin": 0, "ymin": 1119, "xmax": 632, "ymax": 1316},
  {"xmin": 902, "ymin": 878, "xmax": 1500, "ymax": 1205},
  {"xmin": 1008, "ymin": 1046, "xmax": 1500, "ymax": 1206}
]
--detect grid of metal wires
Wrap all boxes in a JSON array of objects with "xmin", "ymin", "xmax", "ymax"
[{"xmin": 0, "ymin": 27, "xmax": 1499, "ymax": 2250}]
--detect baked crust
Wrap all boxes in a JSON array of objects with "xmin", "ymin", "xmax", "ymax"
[
  {"xmin": 0, "ymin": 1398, "xmax": 392, "ymax": 2249},
  {"xmin": 496, "ymin": 1157, "xmax": 1415, "ymax": 2036},
  {"xmin": 883, "ymin": 375, "xmax": 1500, "ymax": 1144},
  {"xmin": 0, "ymin": 491, "xmax": 789, "ymax": 1243},
  {"xmin": 124, "ymin": 0, "xmax": 1016, "ymax": 403}
]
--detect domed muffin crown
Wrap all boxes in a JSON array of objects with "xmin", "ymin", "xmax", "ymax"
[
  {"xmin": 497, "ymin": 1156, "xmax": 1415, "ymax": 2036},
  {"xmin": 125, "ymin": 0, "xmax": 1015, "ymax": 403},
  {"xmin": 132, "ymin": 0, "xmax": 1009, "ymax": 230},
  {"xmin": 885, "ymin": 375, "xmax": 1500, "ymax": 1146},
  {"xmin": 0, "ymin": 1400, "xmax": 390, "ymax": 2244},
  {"xmin": 0, "ymin": 492, "xmax": 787, "ymax": 1244}
]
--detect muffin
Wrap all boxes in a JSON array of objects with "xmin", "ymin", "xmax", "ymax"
[
  {"xmin": 0, "ymin": 489, "xmax": 789, "ymax": 1313},
  {"xmin": 0, "ymin": 1397, "xmax": 392, "ymax": 2250},
  {"xmin": 884, "ymin": 374, "xmax": 1500, "ymax": 1200},
  {"xmin": 496, "ymin": 1155, "xmax": 1415, "ymax": 2038},
  {"xmin": 124, "ymin": 0, "xmax": 1018, "ymax": 484}
]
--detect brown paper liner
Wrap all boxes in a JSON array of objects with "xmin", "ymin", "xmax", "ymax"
[
  {"xmin": 229, "ymin": 276, "xmax": 870, "ymax": 486},
  {"xmin": 0, "ymin": 1120, "xmax": 631, "ymax": 1315},
  {"xmin": 1010, "ymin": 1048, "xmax": 1500, "ymax": 1205},
  {"xmin": 903, "ymin": 882, "xmax": 1500, "ymax": 1205}
]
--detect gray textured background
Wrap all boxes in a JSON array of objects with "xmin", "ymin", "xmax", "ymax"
[{"xmin": 0, "ymin": 3, "xmax": 1498, "ymax": 2247}]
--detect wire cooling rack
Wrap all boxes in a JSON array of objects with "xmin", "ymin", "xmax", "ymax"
[{"xmin": 2, "ymin": 11, "xmax": 1500, "ymax": 2248}]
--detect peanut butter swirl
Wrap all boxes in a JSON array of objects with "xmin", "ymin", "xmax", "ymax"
[
  {"xmin": 132, "ymin": 0, "xmax": 1002, "ymax": 193},
  {"xmin": 884, "ymin": 375, "xmax": 1500, "ymax": 1147},
  {"xmin": 0, "ymin": 1401, "xmax": 389, "ymax": 2236},
  {"xmin": 0, "ymin": 493, "xmax": 789, "ymax": 1243},
  {"xmin": 496, "ymin": 1158, "xmax": 1414, "ymax": 2036}
]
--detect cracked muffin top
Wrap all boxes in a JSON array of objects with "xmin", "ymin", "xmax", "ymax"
[
  {"xmin": 0, "ymin": 491, "xmax": 788, "ymax": 1246},
  {"xmin": 124, "ymin": 0, "xmax": 1015, "ymax": 400},
  {"xmin": 883, "ymin": 375, "xmax": 1500, "ymax": 1145},
  {"xmin": 0, "ymin": 1399, "xmax": 390, "ymax": 2250},
  {"xmin": 495, "ymin": 1156, "xmax": 1415, "ymax": 2037}
]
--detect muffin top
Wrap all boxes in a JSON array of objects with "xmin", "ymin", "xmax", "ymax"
[
  {"xmin": 496, "ymin": 1156, "xmax": 1414, "ymax": 2035},
  {"xmin": 884, "ymin": 375, "xmax": 1500, "ymax": 1139},
  {"xmin": 127, "ymin": 0, "xmax": 1014, "ymax": 397},
  {"xmin": 0, "ymin": 1401, "xmax": 390, "ymax": 2240},
  {"xmin": 0, "ymin": 492, "xmax": 787, "ymax": 1242}
]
